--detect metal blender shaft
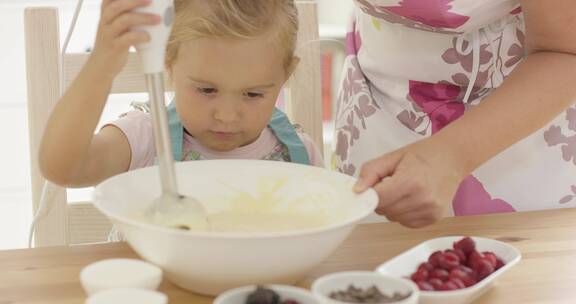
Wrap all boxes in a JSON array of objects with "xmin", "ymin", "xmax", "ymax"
[{"xmin": 146, "ymin": 73, "xmax": 178, "ymax": 196}]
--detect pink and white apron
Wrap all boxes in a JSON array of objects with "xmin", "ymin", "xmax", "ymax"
[{"xmin": 334, "ymin": 0, "xmax": 576, "ymax": 215}]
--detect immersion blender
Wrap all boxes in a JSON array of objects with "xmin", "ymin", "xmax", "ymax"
[{"xmin": 134, "ymin": 0, "xmax": 209, "ymax": 230}]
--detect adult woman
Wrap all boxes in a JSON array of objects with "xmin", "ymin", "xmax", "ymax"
[{"xmin": 334, "ymin": 0, "xmax": 576, "ymax": 227}]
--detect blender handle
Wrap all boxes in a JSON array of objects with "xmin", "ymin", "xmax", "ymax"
[{"xmin": 134, "ymin": 0, "xmax": 179, "ymax": 196}]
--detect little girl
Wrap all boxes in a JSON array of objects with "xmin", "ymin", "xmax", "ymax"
[{"xmin": 40, "ymin": 0, "xmax": 323, "ymax": 188}]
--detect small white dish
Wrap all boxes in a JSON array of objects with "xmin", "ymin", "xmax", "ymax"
[
  {"xmin": 85, "ymin": 288, "xmax": 167, "ymax": 304},
  {"xmin": 214, "ymin": 284, "xmax": 320, "ymax": 304},
  {"xmin": 375, "ymin": 236, "xmax": 521, "ymax": 304},
  {"xmin": 312, "ymin": 271, "xmax": 418, "ymax": 304},
  {"xmin": 80, "ymin": 258, "xmax": 163, "ymax": 295}
]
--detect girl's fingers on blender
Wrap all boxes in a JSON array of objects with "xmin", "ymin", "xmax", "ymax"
[
  {"xmin": 109, "ymin": 12, "xmax": 161, "ymax": 38},
  {"xmin": 101, "ymin": 0, "xmax": 152, "ymax": 25},
  {"xmin": 117, "ymin": 31, "xmax": 151, "ymax": 49}
]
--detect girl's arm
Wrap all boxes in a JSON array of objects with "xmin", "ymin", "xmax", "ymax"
[{"xmin": 39, "ymin": 0, "xmax": 159, "ymax": 187}]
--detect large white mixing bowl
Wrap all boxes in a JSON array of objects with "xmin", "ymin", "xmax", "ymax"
[{"xmin": 93, "ymin": 160, "xmax": 377, "ymax": 296}]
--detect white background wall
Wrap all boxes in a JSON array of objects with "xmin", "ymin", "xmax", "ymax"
[{"xmin": 318, "ymin": 0, "xmax": 353, "ymax": 27}]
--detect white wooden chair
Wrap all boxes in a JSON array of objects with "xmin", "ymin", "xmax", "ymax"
[{"xmin": 25, "ymin": 1, "xmax": 322, "ymax": 247}]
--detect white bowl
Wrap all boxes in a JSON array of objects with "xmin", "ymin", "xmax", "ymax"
[
  {"xmin": 215, "ymin": 284, "xmax": 320, "ymax": 304},
  {"xmin": 85, "ymin": 288, "xmax": 167, "ymax": 304},
  {"xmin": 376, "ymin": 236, "xmax": 521, "ymax": 304},
  {"xmin": 312, "ymin": 271, "xmax": 419, "ymax": 304},
  {"xmin": 80, "ymin": 258, "xmax": 162, "ymax": 295},
  {"xmin": 93, "ymin": 160, "xmax": 378, "ymax": 296}
]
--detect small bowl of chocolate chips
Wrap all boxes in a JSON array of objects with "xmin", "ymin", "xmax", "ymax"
[
  {"xmin": 311, "ymin": 271, "xmax": 418, "ymax": 304},
  {"xmin": 214, "ymin": 284, "xmax": 320, "ymax": 304}
]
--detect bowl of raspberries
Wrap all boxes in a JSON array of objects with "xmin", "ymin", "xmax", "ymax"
[{"xmin": 376, "ymin": 236, "xmax": 521, "ymax": 304}]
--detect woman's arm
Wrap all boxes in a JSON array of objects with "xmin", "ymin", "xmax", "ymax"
[
  {"xmin": 355, "ymin": 0, "xmax": 576, "ymax": 228},
  {"xmin": 438, "ymin": 0, "xmax": 576, "ymax": 175}
]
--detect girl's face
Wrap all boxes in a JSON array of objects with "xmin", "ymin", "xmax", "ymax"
[{"xmin": 170, "ymin": 36, "xmax": 290, "ymax": 152}]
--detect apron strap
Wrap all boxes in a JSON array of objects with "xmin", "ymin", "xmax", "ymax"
[
  {"xmin": 167, "ymin": 104, "xmax": 310, "ymax": 165},
  {"xmin": 167, "ymin": 103, "xmax": 183, "ymax": 162},
  {"xmin": 268, "ymin": 108, "xmax": 310, "ymax": 165}
]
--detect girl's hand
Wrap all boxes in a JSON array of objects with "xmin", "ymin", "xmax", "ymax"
[
  {"xmin": 354, "ymin": 138, "xmax": 467, "ymax": 228},
  {"xmin": 89, "ymin": 0, "xmax": 161, "ymax": 78}
]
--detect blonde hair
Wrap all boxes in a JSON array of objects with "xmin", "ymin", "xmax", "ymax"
[{"xmin": 166, "ymin": 0, "xmax": 299, "ymax": 72}]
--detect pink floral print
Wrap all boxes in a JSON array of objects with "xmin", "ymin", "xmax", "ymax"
[{"xmin": 383, "ymin": 0, "xmax": 470, "ymax": 29}]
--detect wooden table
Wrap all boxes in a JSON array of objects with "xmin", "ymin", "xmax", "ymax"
[{"xmin": 2, "ymin": 208, "xmax": 576, "ymax": 304}]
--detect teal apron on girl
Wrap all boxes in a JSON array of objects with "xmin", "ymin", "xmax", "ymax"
[{"xmin": 166, "ymin": 103, "xmax": 310, "ymax": 165}]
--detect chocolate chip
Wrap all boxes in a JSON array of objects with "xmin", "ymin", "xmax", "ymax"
[{"xmin": 328, "ymin": 285, "xmax": 410, "ymax": 303}]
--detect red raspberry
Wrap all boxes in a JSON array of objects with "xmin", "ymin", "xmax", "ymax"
[
  {"xmin": 428, "ymin": 251, "xmax": 443, "ymax": 267},
  {"xmin": 482, "ymin": 252, "xmax": 498, "ymax": 268},
  {"xmin": 418, "ymin": 262, "xmax": 435, "ymax": 273},
  {"xmin": 445, "ymin": 249, "xmax": 467, "ymax": 265},
  {"xmin": 453, "ymin": 249, "xmax": 467, "ymax": 264},
  {"xmin": 438, "ymin": 281, "xmax": 459, "ymax": 291},
  {"xmin": 411, "ymin": 268, "xmax": 429, "ymax": 282},
  {"xmin": 450, "ymin": 268, "xmax": 477, "ymax": 287},
  {"xmin": 495, "ymin": 258, "xmax": 505, "ymax": 270},
  {"xmin": 428, "ymin": 278, "xmax": 444, "ymax": 290},
  {"xmin": 473, "ymin": 259, "xmax": 495, "ymax": 280},
  {"xmin": 430, "ymin": 268, "xmax": 450, "ymax": 281},
  {"xmin": 456, "ymin": 265, "xmax": 476, "ymax": 279},
  {"xmin": 416, "ymin": 281, "xmax": 435, "ymax": 291},
  {"xmin": 453, "ymin": 237, "xmax": 476, "ymax": 254},
  {"xmin": 448, "ymin": 278, "xmax": 466, "ymax": 289},
  {"xmin": 438, "ymin": 251, "xmax": 460, "ymax": 270},
  {"xmin": 467, "ymin": 251, "xmax": 483, "ymax": 268}
]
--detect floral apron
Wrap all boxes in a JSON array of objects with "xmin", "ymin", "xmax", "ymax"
[{"xmin": 334, "ymin": 0, "xmax": 576, "ymax": 215}]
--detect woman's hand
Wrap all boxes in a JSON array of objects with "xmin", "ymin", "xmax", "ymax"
[
  {"xmin": 354, "ymin": 138, "xmax": 467, "ymax": 228},
  {"xmin": 89, "ymin": 0, "xmax": 160, "ymax": 78}
]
